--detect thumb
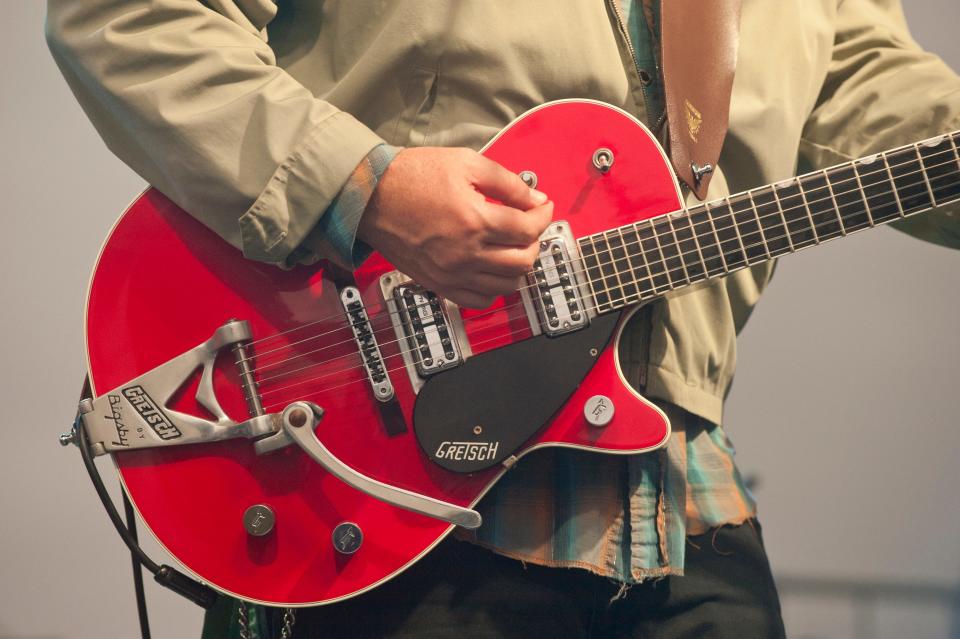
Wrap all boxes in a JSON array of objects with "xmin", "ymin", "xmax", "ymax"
[{"xmin": 472, "ymin": 155, "xmax": 548, "ymax": 210}]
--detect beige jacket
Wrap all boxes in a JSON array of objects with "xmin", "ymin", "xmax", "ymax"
[{"xmin": 46, "ymin": 0, "xmax": 960, "ymax": 424}]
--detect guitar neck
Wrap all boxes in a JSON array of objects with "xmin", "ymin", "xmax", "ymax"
[{"xmin": 578, "ymin": 131, "xmax": 960, "ymax": 313}]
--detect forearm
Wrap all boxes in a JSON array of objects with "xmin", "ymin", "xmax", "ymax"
[{"xmin": 46, "ymin": 0, "xmax": 384, "ymax": 264}]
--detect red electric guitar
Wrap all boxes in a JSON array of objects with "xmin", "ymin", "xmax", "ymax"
[{"xmin": 78, "ymin": 100, "xmax": 959, "ymax": 607}]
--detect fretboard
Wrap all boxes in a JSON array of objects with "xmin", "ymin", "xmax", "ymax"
[{"xmin": 578, "ymin": 131, "xmax": 960, "ymax": 313}]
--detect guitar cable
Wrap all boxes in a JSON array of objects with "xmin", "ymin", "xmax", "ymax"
[{"xmin": 72, "ymin": 402, "xmax": 219, "ymax": 639}]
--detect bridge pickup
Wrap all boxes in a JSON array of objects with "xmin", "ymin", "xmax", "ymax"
[
  {"xmin": 340, "ymin": 286, "xmax": 394, "ymax": 403},
  {"xmin": 393, "ymin": 284, "xmax": 462, "ymax": 377},
  {"xmin": 526, "ymin": 232, "xmax": 589, "ymax": 336}
]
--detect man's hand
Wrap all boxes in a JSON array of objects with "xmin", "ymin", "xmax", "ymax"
[{"xmin": 357, "ymin": 147, "xmax": 553, "ymax": 308}]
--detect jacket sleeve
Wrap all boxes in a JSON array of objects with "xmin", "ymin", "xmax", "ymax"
[
  {"xmin": 799, "ymin": 0, "xmax": 960, "ymax": 249},
  {"xmin": 45, "ymin": 0, "xmax": 386, "ymax": 265}
]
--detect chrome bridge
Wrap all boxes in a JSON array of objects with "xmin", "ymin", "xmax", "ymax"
[
  {"xmin": 521, "ymin": 221, "xmax": 591, "ymax": 337},
  {"xmin": 340, "ymin": 286, "xmax": 394, "ymax": 402}
]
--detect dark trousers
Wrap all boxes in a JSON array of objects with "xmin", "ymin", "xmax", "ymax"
[{"xmin": 263, "ymin": 519, "xmax": 785, "ymax": 639}]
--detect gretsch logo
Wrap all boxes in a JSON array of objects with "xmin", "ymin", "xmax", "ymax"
[
  {"xmin": 435, "ymin": 441, "xmax": 500, "ymax": 462},
  {"xmin": 105, "ymin": 394, "xmax": 129, "ymax": 448},
  {"xmin": 122, "ymin": 385, "xmax": 181, "ymax": 440}
]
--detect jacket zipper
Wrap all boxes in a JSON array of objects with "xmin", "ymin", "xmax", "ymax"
[{"xmin": 607, "ymin": 0, "xmax": 653, "ymax": 126}]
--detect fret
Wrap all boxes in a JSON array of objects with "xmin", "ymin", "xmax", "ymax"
[
  {"xmin": 598, "ymin": 232, "xmax": 627, "ymax": 308},
  {"xmin": 769, "ymin": 184, "xmax": 796, "ymax": 253},
  {"xmin": 636, "ymin": 221, "xmax": 672, "ymax": 293},
  {"xmin": 709, "ymin": 200, "xmax": 749, "ymax": 270},
  {"xmin": 916, "ymin": 136, "xmax": 960, "ymax": 207},
  {"xmin": 828, "ymin": 168, "xmax": 853, "ymax": 232},
  {"xmin": 774, "ymin": 179, "xmax": 818, "ymax": 249},
  {"xmin": 750, "ymin": 187, "xmax": 792, "ymax": 256},
  {"xmin": 886, "ymin": 146, "xmax": 933, "ymax": 214},
  {"xmin": 747, "ymin": 191, "xmax": 772, "ymax": 259},
  {"xmin": 683, "ymin": 210, "xmax": 710, "ymax": 280},
  {"xmin": 617, "ymin": 226, "xmax": 652, "ymax": 300},
  {"xmin": 579, "ymin": 236, "xmax": 608, "ymax": 312},
  {"xmin": 855, "ymin": 156, "xmax": 901, "ymax": 224},
  {"xmin": 671, "ymin": 212, "xmax": 707, "ymax": 283},
  {"xmin": 794, "ymin": 177, "xmax": 821, "ymax": 244},
  {"xmin": 688, "ymin": 206, "xmax": 727, "ymax": 276},
  {"xmin": 665, "ymin": 215, "xmax": 692, "ymax": 284},
  {"xmin": 951, "ymin": 133, "xmax": 960, "ymax": 169},
  {"xmin": 704, "ymin": 202, "xmax": 732, "ymax": 273},
  {"xmin": 913, "ymin": 143, "xmax": 938, "ymax": 205},
  {"xmin": 881, "ymin": 151, "xmax": 906, "ymax": 219},
  {"xmin": 729, "ymin": 194, "xmax": 766, "ymax": 264},
  {"xmin": 799, "ymin": 173, "xmax": 843, "ymax": 240},
  {"xmin": 612, "ymin": 227, "xmax": 641, "ymax": 303},
  {"xmin": 624, "ymin": 224, "xmax": 656, "ymax": 299},
  {"xmin": 815, "ymin": 167, "xmax": 865, "ymax": 235},
  {"xmin": 649, "ymin": 217, "xmax": 678, "ymax": 289}
]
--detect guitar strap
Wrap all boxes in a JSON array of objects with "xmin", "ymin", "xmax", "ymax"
[{"xmin": 660, "ymin": 0, "xmax": 742, "ymax": 199}]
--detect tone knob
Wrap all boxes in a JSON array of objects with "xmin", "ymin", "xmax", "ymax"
[{"xmin": 584, "ymin": 395, "xmax": 615, "ymax": 427}]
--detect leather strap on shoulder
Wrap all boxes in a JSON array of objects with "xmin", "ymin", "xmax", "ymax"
[{"xmin": 660, "ymin": 0, "xmax": 742, "ymax": 199}]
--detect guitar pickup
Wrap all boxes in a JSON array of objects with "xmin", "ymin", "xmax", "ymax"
[
  {"xmin": 340, "ymin": 286, "xmax": 394, "ymax": 402},
  {"xmin": 526, "ymin": 233, "xmax": 589, "ymax": 336},
  {"xmin": 393, "ymin": 284, "xmax": 462, "ymax": 377}
]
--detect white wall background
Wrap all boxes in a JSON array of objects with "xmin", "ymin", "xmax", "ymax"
[{"xmin": 0, "ymin": 2, "xmax": 957, "ymax": 638}]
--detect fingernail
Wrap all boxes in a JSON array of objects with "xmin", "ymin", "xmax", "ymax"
[{"xmin": 530, "ymin": 189, "xmax": 548, "ymax": 205}]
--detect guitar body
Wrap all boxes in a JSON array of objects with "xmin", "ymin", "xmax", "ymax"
[{"xmin": 85, "ymin": 100, "xmax": 683, "ymax": 606}]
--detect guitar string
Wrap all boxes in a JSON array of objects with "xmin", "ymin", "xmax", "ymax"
[
  {"xmin": 252, "ymin": 173, "xmax": 955, "ymax": 398},
  {"xmin": 248, "ymin": 157, "xmax": 960, "ymax": 383},
  {"xmin": 243, "ymin": 138, "xmax": 960, "ymax": 352},
  {"xmin": 245, "ymin": 149, "xmax": 959, "ymax": 366},
  {"xmin": 249, "ymin": 157, "xmax": 959, "ymax": 383},
  {"xmin": 245, "ymin": 153, "xmax": 960, "ymax": 378},
  {"xmin": 244, "ymin": 147, "xmax": 960, "ymax": 372}
]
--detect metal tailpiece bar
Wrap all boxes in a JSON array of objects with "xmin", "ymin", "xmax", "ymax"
[
  {"xmin": 279, "ymin": 402, "xmax": 482, "ymax": 530},
  {"xmin": 78, "ymin": 320, "xmax": 278, "ymax": 456}
]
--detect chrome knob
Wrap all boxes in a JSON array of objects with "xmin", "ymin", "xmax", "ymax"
[
  {"xmin": 584, "ymin": 395, "xmax": 615, "ymax": 427},
  {"xmin": 332, "ymin": 522, "xmax": 363, "ymax": 555},
  {"xmin": 243, "ymin": 504, "xmax": 275, "ymax": 537}
]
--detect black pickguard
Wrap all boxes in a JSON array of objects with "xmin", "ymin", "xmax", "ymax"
[{"xmin": 413, "ymin": 312, "xmax": 621, "ymax": 473}]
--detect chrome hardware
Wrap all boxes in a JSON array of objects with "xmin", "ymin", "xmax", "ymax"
[
  {"xmin": 230, "ymin": 320, "xmax": 264, "ymax": 418},
  {"xmin": 519, "ymin": 170, "xmax": 538, "ymax": 188},
  {"xmin": 584, "ymin": 395, "xmax": 614, "ymax": 427},
  {"xmin": 332, "ymin": 522, "xmax": 363, "ymax": 555},
  {"xmin": 380, "ymin": 273, "xmax": 471, "ymax": 393},
  {"xmin": 243, "ymin": 504, "xmax": 275, "ymax": 537},
  {"xmin": 522, "ymin": 222, "xmax": 591, "ymax": 337},
  {"xmin": 77, "ymin": 321, "xmax": 278, "ymax": 457},
  {"xmin": 592, "ymin": 148, "xmax": 615, "ymax": 173},
  {"xmin": 393, "ymin": 284, "xmax": 462, "ymax": 376},
  {"xmin": 340, "ymin": 286, "xmax": 394, "ymax": 402},
  {"xmin": 281, "ymin": 401, "xmax": 482, "ymax": 529},
  {"xmin": 691, "ymin": 162, "xmax": 714, "ymax": 186},
  {"xmin": 59, "ymin": 431, "xmax": 76, "ymax": 447}
]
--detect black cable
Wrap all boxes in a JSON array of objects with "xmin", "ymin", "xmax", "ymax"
[
  {"xmin": 77, "ymin": 415, "xmax": 160, "ymax": 573},
  {"xmin": 74, "ymin": 413, "xmax": 219, "ymax": 610},
  {"xmin": 123, "ymin": 491, "xmax": 152, "ymax": 639}
]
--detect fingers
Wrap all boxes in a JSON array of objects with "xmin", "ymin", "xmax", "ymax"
[
  {"xmin": 482, "ymin": 200, "xmax": 554, "ymax": 246},
  {"xmin": 471, "ymin": 154, "xmax": 548, "ymax": 210},
  {"xmin": 475, "ymin": 243, "xmax": 541, "ymax": 277}
]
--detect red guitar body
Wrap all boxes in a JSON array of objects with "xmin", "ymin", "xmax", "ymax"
[{"xmin": 85, "ymin": 100, "xmax": 681, "ymax": 606}]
